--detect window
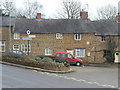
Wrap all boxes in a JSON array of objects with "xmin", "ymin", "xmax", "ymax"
[
  {"xmin": 14, "ymin": 33, "xmax": 20, "ymax": 39},
  {"xmin": 67, "ymin": 54, "xmax": 74, "ymax": 59},
  {"xmin": 75, "ymin": 48, "xmax": 85, "ymax": 57},
  {"xmin": 101, "ymin": 36, "xmax": 106, "ymax": 41},
  {"xmin": 45, "ymin": 48, "xmax": 53, "ymax": 55},
  {"xmin": 56, "ymin": 53, "xmax": 61, "ymax": 57},
  {"xmin": 13, "ymin": 44, "xmax": 19, "ymax": 50},
  {"xmin": 74, "ymin": 34, "xmax": 81, "ymax": 40},
  {"xmin": 0, "ymin": 41, "xmax": 5, "ymax": 52},
  {"xmin": 21, "ymin": 44, "xmax": 31, "ymax": 53},
  {"xmin": 61, "ymin": 54, "xmax": 67, "ymax": 58},
  {"xmin": 56, "ymin": 33, "xmax": 63, "ymax": 39}
]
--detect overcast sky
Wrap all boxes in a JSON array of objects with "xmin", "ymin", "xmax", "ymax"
[{"xmin": 3, "ymin": 0, "xmax": 120, "ymax": 20}]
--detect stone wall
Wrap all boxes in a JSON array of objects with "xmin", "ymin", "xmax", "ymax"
[
  {"xmin": 12, "ymin": 33, "xmax": 119, "ymax": 63},
  {"xmin": 0, "ymin": 27, "xmax": 10, "ymax": 51}
]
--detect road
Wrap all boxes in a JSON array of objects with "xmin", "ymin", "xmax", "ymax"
[
  {"xmin": 1, "ymin": 64, "xmax": 119, "ymax": 88},
  {"xmin": 61, "ymin": 66, "xmax": 118, "ymax": 88}
]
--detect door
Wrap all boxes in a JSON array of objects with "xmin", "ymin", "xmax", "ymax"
[{"xmin": 67, "ymin": 54, "xmax": 76, "ymax": 64}]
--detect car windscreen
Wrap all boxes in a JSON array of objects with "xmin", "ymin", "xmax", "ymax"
[
  {"xmin": 67, "ymin": 54, "xmax": 74, "ymax": 59},
  {"xmin": 12, "ymin": 50, "xmax": 17, "ymax": 53}
]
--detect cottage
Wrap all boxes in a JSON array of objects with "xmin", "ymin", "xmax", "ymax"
[
  {"xmin": 0, "ymin": 16, "xmax": 15, "ymax": 53},
  {"xmin": 11, "ymin": 13, "xmax": 119, "ymax": 63}
]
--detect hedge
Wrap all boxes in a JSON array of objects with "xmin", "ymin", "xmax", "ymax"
[{"xmin": 1, "ymin": 53, "xmax": 70, "ymax": 71}]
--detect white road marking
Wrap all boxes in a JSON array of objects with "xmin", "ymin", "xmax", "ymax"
[
  {"xmin": 36, "ymin": 71, "xmax": 117, "ymax": 88},
  {"xmin": 32, "ymin": 70, "xmax": 37, "ymax": 72}
]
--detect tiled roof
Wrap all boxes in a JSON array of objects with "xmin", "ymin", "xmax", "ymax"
[
  {"xmin": 14, "ymin": 18, "xmax": 119, "ymax": 35},
  {"xmin": 0, "ymin": 16, "xmax": 15, "ymax": 27}
]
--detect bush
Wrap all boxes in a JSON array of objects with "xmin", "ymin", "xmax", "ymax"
[
  {"xmin": 2, "ymin": 53, "xmax": 70, "ymax": 71},
  {"xmin": 103, "ymin": 50, "xmax": 114, "ymax": 63},
  {"xmin": 35, "ymin": 55, "xmax": 70, "ymax": 67}
]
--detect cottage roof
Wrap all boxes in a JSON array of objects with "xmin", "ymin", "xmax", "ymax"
[
  {"xmin": 92, "ymin": 21, "xmax": 118, "ymax": 35},
  {"xmin": 14, "ymin": 18, "xmax": 119, "ymax": 35},
  {"xmin": 0, "ymin": 16, "xmax": 15, "ymax": 27}
]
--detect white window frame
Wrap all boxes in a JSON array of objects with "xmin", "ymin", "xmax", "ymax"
[
  {"xmin": 13, "ymin": 44, "xmax": 19, "ymax": 50},
  {"xmin": 0, "ymin": 41, "xmax": 5, "ymax": 52},
  {"xmin": 75, "ymin": 48, "xmax": 85, "ymax": 57},
  {"xmin": 56, "ymin": 33, "xmax": 63, "ymax": 39},
  {"xmin": 21, "ymin": 44, "xmax": 31, "ymax": 53},
  {"xmin": 101, "ymin": 36, "xmax": 106, "ymax": 42},
  {"xmin": 45, "ymin": 48, "xmax": 53, "ymax": 55},
  {"xmin": 14, "ymin": 33, "xmax": 20, "ymax": 40},
  {"xmin": 74, "ymin": 34, "xmax": 81, "ymax": 40}
]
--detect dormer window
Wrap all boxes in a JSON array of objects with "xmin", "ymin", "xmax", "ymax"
[
  {"xmin": 56, "ymin": 33, "xmax": 63, "ymax": 39},
  {"xmin": 74, "ymin": 34, "xmax": 81, "ymax": 40}
]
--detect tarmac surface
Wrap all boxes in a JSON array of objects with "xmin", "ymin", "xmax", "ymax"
[{"xmin": 1, "ymin": 63, "xmax": 119, "ymax": 88}]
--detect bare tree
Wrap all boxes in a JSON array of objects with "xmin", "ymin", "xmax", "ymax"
[
  {"xmin": 2, "ymin": 0, "xmax": 16, "ymax": 16},
  {"xmin": 15, "ymin": 9, "xmax": 27, "ymax": 18},
  {"xmin": 56, "ymin": 0, "xmax": 82, "ymax": 19},
  {"xmin": 97, "ymin": 4, "xmax": 117, "ymax": 20},
  {"xmin": 24, "ymin": 0, "xmax": 43, "ymax": 19},
  {"xmin": 103, "ymin": 36, "xmax": 118, "ymax": 63}
]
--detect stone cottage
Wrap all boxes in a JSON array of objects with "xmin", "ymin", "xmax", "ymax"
[
  {"xmin": 11, "ymin": 13, "xmax": 119, "ymax": 63},
  {"xmin": 0, "ymin": 16, "xmax": 15, "ymax": 53}
]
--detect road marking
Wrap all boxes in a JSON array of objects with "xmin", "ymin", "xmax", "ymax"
[
  {"xmin": 37, "ymin": 71, "xmax": 117, "ymax": 88},
  {"xmin": 100, "ymin": 84, "xmax": 115, "ymax": 88},
  {"xmin": 32, "ymin": 70, "xmax": 37, "ymax": 72}
]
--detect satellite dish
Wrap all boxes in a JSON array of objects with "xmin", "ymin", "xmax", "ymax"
[{"xmin": 27, "ymin": 30, "xmax": 30, "ymax": 35}]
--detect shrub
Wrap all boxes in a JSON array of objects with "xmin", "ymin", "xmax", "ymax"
[
  {"xmin": 35, "ymin": 55, "xmax": 70, "ymax": 67},
  {"xmin": 2, "ymin": 53, "xmax": 70, "ymax": 71}
]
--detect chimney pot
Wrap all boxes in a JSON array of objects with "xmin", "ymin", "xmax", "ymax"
[
  {"xmin": 36, "ymin": 13, "xmax": 42, "ymax": 19},
  {"xmin": 116, "ymin": 13, "xmax": 120, "ymax": 23},
  {"xmin": 80, "ymin": 11, "xmax": 88, "ymax": 20}
]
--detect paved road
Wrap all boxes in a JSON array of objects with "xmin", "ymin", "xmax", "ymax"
[
  {"xmin": 60, "ymin": 66, "xmax": 118, "ymax": 88},
  {"xmin": 0, "ymin": 64, "xmax": 2, "ymax": 89},
  {"xmin": 1, "ymin": 64, "xmax": 118, "ymax": 88}
]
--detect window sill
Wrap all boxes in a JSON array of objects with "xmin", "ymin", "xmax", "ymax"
[
  {"xmin": 74, "ymin": 39, "xmax": 81, "ymax": 41},
  {"xmin": 14, "ymin": 39, "xmax": 20, "ymax": 40}
]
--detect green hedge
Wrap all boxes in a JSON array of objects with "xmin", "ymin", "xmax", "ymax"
[
  {"xmin": 35, "ymin": 55, "xmax": 70, "ymax": 67},
  {"xmin": 2, "ymin": 53, "xmax": 70, "ymax": 71}
]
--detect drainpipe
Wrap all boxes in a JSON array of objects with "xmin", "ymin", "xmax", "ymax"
[
  {"xmin": 94, "ymin": 47, "xmax": 96, "ymax": 63},
  {"xmin": 9, "ymin": 12, "xmax": 11, "ymax": 50}
]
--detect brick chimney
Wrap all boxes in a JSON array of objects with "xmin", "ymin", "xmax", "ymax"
[
  {"xmin": 116, "ymin": 13, "xmax": 120, "ymax": 23},
  {"xmin": 36, "ymin": 13, "xmax": 42, "ymax": 19},
  {"xmin": 80, "ymin": 10, "xmax": 88, "ymax": 20}
]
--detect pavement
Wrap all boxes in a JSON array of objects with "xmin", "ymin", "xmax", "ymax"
[{"xmin": 83, "ymin": 63, "xmax": 119, "ymax": 68}]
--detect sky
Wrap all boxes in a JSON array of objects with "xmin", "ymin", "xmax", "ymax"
[{"xmin": 3, "ymin": 0, "xmax": 120, "ymax": 20}]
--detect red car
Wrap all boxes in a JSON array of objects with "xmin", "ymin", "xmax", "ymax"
[{"xmin": 54, "ymin": 52, "xmax": 83, "ymax": 66}]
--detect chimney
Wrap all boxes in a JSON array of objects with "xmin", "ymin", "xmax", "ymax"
[
  {"xmin": 80, "ymin": 10, "xmax": 88, "ymax": 20},
  {"xmin": 36, "ymin": 13, "xmax": 42, "ymax": 19},
  {"xmin": 116, "ymin": 13, "xmax": 120, "ymax": 23}
]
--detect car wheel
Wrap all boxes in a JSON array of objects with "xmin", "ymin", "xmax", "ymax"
[{"xmin": 76, "ymin": 62, "xmax": 82, "ymax": 66}]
